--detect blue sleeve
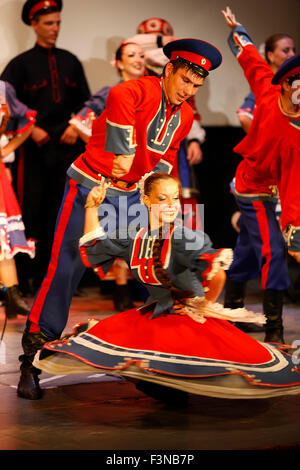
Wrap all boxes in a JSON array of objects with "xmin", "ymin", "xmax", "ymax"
[
  {"xmin": 77, "ymin": 86, "xmax": 111, "ymax": 120},
  {"xmin": 227, "ymin": 25, "xmax": 254, "ymax": 57},
  {"xmin": 238, "ymin": 91, "xmax": 255, "ymax": 113},
  {"xmin": 79, "ymin": 228, "xmax": 130, "ymax": 275},
  {"xmin": 171, "ymin": 226, "xmax": 233, "ymax": 287},
  {"xmin": 172, "ymin": 226, "xmax": 216, "ymax": 267},
  {"xmin": 3, "ymin": 81, "xmax": 36, "ymax": 134}
]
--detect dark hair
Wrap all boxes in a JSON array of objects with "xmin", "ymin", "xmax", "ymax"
[
  {"xmin": 162, "ymin": 57, "xmax": 208, "ymax": 79},
  {"xmin": 115, "ymin": 42, "xmax": 140, "ymax": 76},
  {"xmin": 287, "ymin": 73, "xmax": 300, "ymax": 85},
  {"xmin": 115, "ymin": 43, "xmax": 127, "ymax": 62},
  {"xmin": 265, "ymin": 33, "xmax": 294, "ymax": 64},
  {"xmin": 143, "ymin": 171, "xmax": 180, "ymax": 197},
  {"xmin": 144, "ymin": 172, "xmax": 194, "ymax": 302}
]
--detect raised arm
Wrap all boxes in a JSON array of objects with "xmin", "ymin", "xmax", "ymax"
[
  {"xmin": 221, "ymin": 6, "xmax": 275, "ymax": 102},
  {"xmin": 79, "ymin": 183, "xmax": 131, "ymax": 276},
  {"xmin": 83, "ymin": 183, "xmax": 108, "ymax": 235},
  {"xmin": 221, "ymin": 6, "xmax": 241, "ymax": 29}
]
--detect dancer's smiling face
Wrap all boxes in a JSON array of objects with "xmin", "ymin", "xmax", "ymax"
[
  {"xmin": 143, "ymin": 177, "xmax": 181, "ymax": 228},
  {"xmin": 116, "ymin": 43, "xmax": 145, "ymax": 80}
]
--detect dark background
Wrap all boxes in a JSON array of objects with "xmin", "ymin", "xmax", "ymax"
[{"xmin": 193, "ymin": 126, "xmax": 244, "ymax": 248}]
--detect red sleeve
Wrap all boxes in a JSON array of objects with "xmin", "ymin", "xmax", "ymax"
[
  {"xmin": 236, "ymin": 42, "xmax": 278, "ymax": 104},
  {"xmin": 104, "ymin": 80, "xmax": 146, "ymax": 155},
  {"xmin": 278, "ymin": 142, "xmax": 300, "ymax": 232}
]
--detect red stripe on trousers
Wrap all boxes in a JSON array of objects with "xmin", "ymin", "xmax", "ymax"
[
  {"xmin": 28, "ymin": 179, "xmax": 78, "ymax": 331},
  {"xmin": 252, "ymin": 200, "xmax": 271, "ymax": 290}
]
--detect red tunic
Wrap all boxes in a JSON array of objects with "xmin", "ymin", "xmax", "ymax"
[
  {"xmin": 233, "ymin": 41, "xmax": 300, "ymax": 233},
  {"xmin": 71, "ymin": 76, "xmax": 193, "ymax": 183}
]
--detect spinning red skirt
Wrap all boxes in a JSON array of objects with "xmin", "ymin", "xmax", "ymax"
[
  {"xmin": 36, "ymin": 306, "xmax": 300, "ymax": 399},
  {"xmin": 0, "ymin": 161, "xmax": 35, "ymax": 259}
]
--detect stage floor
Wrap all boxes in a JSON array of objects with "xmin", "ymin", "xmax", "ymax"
[{"xmin": 1, "ymin": 279, "xmax": 300, "ymax": 452}]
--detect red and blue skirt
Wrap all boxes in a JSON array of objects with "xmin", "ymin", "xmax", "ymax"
[
  {"xmin": 37, "ymin": 306, "xmax": 300, "ymax": 399},
  {"xmin": 0, "ymin": 161, "xmax": 35, "ymax": 260}
]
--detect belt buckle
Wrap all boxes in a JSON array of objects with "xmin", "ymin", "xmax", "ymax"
[
  {"xmin": 118, "ymin": 181, "xmax": 130, "ymax": 188},
  {"xmin": 106, "ymin": 177, "xmax": 129, "ymax": 189}
]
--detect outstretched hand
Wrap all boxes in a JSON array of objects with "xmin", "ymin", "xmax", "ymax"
[
  {"xmin": 221, "ymin": 6, "xmax": 241, "ymax": 29},
  {"xmin": 85, "ymin": 182, "xmax": 108, "ymax": 208}
]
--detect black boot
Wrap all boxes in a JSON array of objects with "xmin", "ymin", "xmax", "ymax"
[
  {"xmin": 263, "ymin": 289, "xmax": 285, "ymax": 344},
  {"xmin": 4, "ymin": 285, "xmax": 31, "ymax": 319},
  {"xmin": 113, "ymin": 284, "xmax": 135, "ymax": 311},
  {"xmin": 17, "ymin": 331, "xmax": 53, "ymax": 400},
  {"xmin": 224, "ymin": 278, "xmax": 247, "ymax": 309},
  {"xmin": 224, "ymin": 278, "xmax": 264, "ymax": 332}
]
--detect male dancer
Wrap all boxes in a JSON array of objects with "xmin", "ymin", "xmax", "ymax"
[
  {"xmin": 222, "ymin": 7, "xmax": 300, "ymax": 343},
  {"xmin": 0, "ymin": 0, "xmax": 90, "ymax": 291},
  {"xmin": 17, "ymin": 38, "xmax": 222, "ymax": 399}
]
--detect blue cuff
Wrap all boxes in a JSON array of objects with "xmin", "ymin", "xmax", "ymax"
[
  {"xmin": 105, "ymin": 120, "xmax": 136, "ymax": 155},
  {"xmin": 228, "ymin": 25, "xmax": 254, "ymax": 57},
  {"xmin": 285, "ymin": 225, "xmax": 300, "ymax": 252}
]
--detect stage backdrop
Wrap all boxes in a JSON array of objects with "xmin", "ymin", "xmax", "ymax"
[{"xmin": 0, "ymin": 0, "xmax": 299, "ymax": 126}]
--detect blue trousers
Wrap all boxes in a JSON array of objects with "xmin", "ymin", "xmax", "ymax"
[
  {"xmin": 25, "ymin": 176, "xmax": 142, "ymax": 339},
  {"xmin": 227, "ymin": 196, "xmax": 290, "ymax": 291}
]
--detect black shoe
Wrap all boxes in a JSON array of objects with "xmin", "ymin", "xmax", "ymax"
[
  {"xmin": 264, "ymin": 328, "xmax": 285, "ymax": 344},
  {"xmin": 234, "ymin": 322, "xmax": 265, "ymax": 333},
  {"xmin": 4, "ymin": 285, "xmax": 31, "ymax": 319},
  {"xmin": 17, "ymin": 331, "xmax": 54, "ymax": 400},
  {"xmin": 223, "ymin": 278, "xmax": 247, "ymax": 309},
  {"xmin": 263, "ymin": 289, "xmax": 285, "ymax": 344},
  {"xmin": 113, "ymin": 284, "xmax": 135, "ymax": 311},
  {"xmin": 224, "ymin": 280, "xmax": 261, "ymax": 332},
  {"xmin": 17, "ymin": 365, "xmax": 43, "ymax": 400}
]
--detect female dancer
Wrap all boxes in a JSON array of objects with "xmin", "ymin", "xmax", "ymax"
[
  {"xmin": 35, "ymin": 173, "xmax": 300, "ymax": 400},
  {"xmin": 69, "ymin": 42, "xmax": 146, "ymax": 144},
  {"xmin": 0, "ymin": 81, "xmax": 36, "ymax": 319}
]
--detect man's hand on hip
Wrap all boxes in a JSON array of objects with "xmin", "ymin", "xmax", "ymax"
[{"xmin": 112, "ymin": 154, "xmax": 135, "ymax": 178}]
